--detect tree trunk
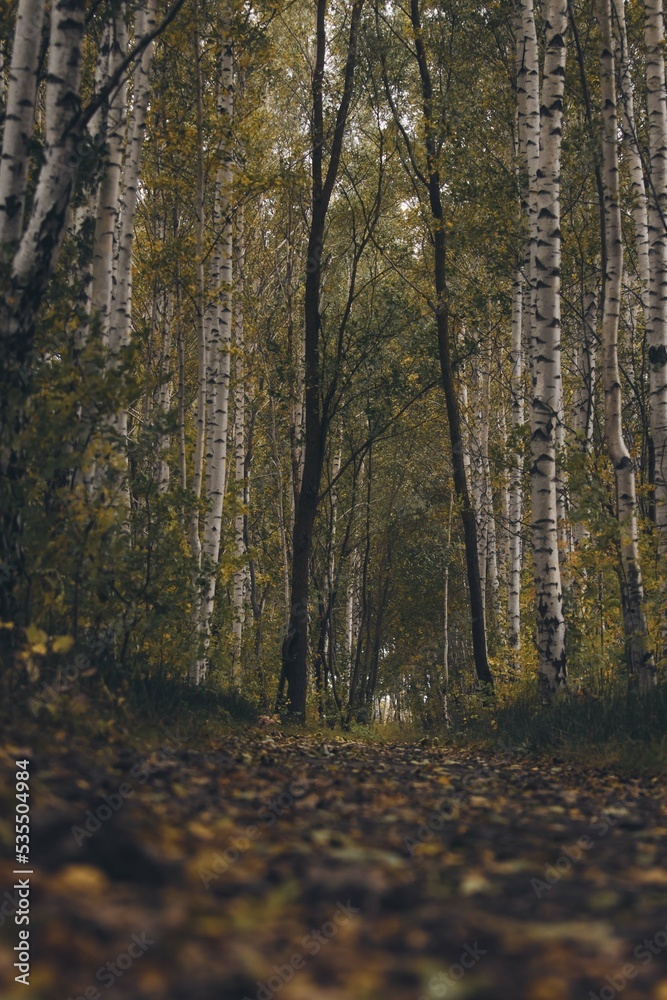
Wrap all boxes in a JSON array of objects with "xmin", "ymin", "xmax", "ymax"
[
  {"xmin": 508, "ymin": 263, "xmax": 524, "ymax": 656},
  {"xmin": 108, "ymin": 0, "xmax": 157, "ymax": 433},
  {"xmin": 643, "ymin": 0, "xmax": 667, "ymax": 653},
  {"xmin": 0, "ymin": 0, "xmax": 46, "ymax": 247},
  {"xmin": 530, "ymin": 0, "xmax": 568, "ymax": 695},
  {"xmin": 599, "ymin": 0, "xmax": 656, "ymax": 690},
  {"xmin": 91, "ymin": 11, "xmax": 128, "ymax": 343},
  {"xmin": 516, "ymin": 0, "xmax": 540, "ymax": 382},
  {"xmin": 280, "ymin": 0, "xmax": 365, "ymax": 720},
  {"xmin": 571, "ymin": 288, "xmax": 597, "ymax": 546},
  {"xmin": 410, "ymin": 0, "xmax": 493, "ymax": 687},
  {"xmin": 0, "ymin": 0, "xmax": 86, "ymax": 620},
  {"xmin": 195, "ymin": 37, "xmax": 234, "ymax": 684},
  {"xmin": 231, "ymin": 204, "xmax": 246, "ymax": 687}
]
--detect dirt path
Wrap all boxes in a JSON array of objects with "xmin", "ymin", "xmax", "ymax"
[{"xmin": 1, "ymin": 732, "xmax": 666, "ymax": 1000}]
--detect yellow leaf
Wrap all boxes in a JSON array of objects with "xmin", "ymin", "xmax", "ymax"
[
  {"xmin": 51, "ymin": 635, "xmax": 74, "ymax": 654},
  {"xmin": 26, "ymin": 624, "xmax": 48, "ymax": 648}
]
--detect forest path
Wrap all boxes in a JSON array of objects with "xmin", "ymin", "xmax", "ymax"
[{"xmin": 1, "ymin": 731, "xmax": 666, "ymax": 1000}]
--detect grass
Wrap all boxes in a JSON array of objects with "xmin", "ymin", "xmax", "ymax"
[{"xmin": 437, "ymin": 679, "xmax": 667, "ymax": 775}]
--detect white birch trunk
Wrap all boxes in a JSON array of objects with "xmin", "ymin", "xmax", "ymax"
[
  {"xmin": 91, "ymin": 12, "xmax": 127, "ymax": 341},
  {"xmin": 107, "ymin": 0, "xmax": 157, "ymax": 385},
  {"xmin": 482, "ymin": 366, "xmax": 499, "ymax": 617},
  {"xmin": 193, "ymin": 39, "xmax": 234, "ymax": 685},
  {"xmin": 599, "ymin": 0, "xmax": 657, "ymax": 690},
  {"xmin": 517, "ymin": 0, "xmax": 540, "ymax": 381},
  {"xmin": 468, "ymin": 365, "xmax": 488, "ymax": 622},
  {"xmin": 155, "ymin": 291, "xmax": 174, "ymax": 493},
  {"xmin": 8, "ymin": 0, "xmax": 86, "ymax": 330},
  {"xmin": 508, "ymin": 263, "xmax": 524, "ymax": 654},
  {"xmin": 0, "ymin": 0, "xmax": 46, "ymax": 246},
  {"xmin": 530, "ymin": 0, "xmax": 568, "ymax": 694},
  {"xmin": 231, "ymin": 205, "xmax": 246, "ymax": 687},
  {"xmin": 643, "ymin": 0, "xmax": 667, "ymax": 651},
  {"xmin": 571, "ymin": 289, "xmax": 597, "ymax": 546},
  {"xmin": 189, "ymin": 12, "xmax": 207, "ymax": 577},
  {"xmin": 614, "ymin": 1, "xmax": 650, "ymax": 308}
]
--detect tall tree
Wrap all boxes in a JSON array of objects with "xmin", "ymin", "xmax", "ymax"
[
  {"xmin": 599, "ymin": 0, "xmax": 656, "ymax": 689},
  {"xmin": 406, "ymin": 0, "xmax": 494, "ymax": 688},
  {"xmin": 280, "ymin": 0, "xmax": 365, "ymax": 720},
  {"xmin": 530, "ymin": 0, "xmax": 568, "ymax": 695},
  {"xmin": 643, "ymin": 0, "xmax": 667, "ymax": 653}
]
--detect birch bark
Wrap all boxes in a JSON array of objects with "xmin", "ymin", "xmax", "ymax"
[
  {"xmin": 108, "ymin": 0, "xmax": 157, "ymax": 405},
  {"xmin": 231, "ymin": 204, "xmax": 246, "ymax": 686},
  {"xmin": 599, "ymin": 0, "xmax": 656, "ymax": 690},
  {"xmin": 643, "ymin": 0, "xmax": 667, "ymax": 648},
  {"xmin": 194, "ymin": 38, "xmax": 234, "ymax": 684},
  {"xmin": 0, "ymin": 0, "xmax": 46, "ymax": 247},
  {"xmin": 508, "ymin": 264, "xmax": 524, "ymax": 654},
  {"xmin": 91, "ymin": 13, "xmax": 128, "ymax": 342},
  {"xmin": 530, "ymin": 0, "xmax": 568, "ymax": 694}
]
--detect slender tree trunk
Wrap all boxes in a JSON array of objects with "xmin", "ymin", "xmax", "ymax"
[
  {"xmin": 482, "ymin": 365, "xmax": 499, "ymax": 634},
  {"xmin": 268, "ymin": 395, "xmax": 292, "ymax": 626},
  {"xmin": 188, "ymin": 7, "xmax": 206, "ymax": 586},
  {"xmin": 91, "ymin": 12, "xmax": 128, "ymax": 343},
  {"xmin": 280, "ymin": 0, "xmax": 365, "ymax": 720},
  {"xmin": 643, "ymin": 0, "xmax": 667, "ymax": 653},
  {"xmin": 410, "ymin": 0, "xmax": 493, "ymax": 687},
  {"xmin": 0, "ymin": 0, "xmax": 46, "ymax": 247},
  {"xmin": 530, "ymin": 0, "xmax": 568, "ymax": 695},
  {"xmin": 614, "ymin": 1, "xmax": 650, "ymax": 308},
  {"xmin": 442, "ymin": 490, "xmax": 453, "ymax": 722},
  {"xmin": 155, "ymin": 291, "xmax": 174, "ymax": 493},
  {"xmin": 195, "ymin": 36, "xmax": 234, "ymax": 684},
  {"xmin": 508, "ymin": 263, "xmax": 524, "ymax": 656},
  {"xmin": 177, "ymin": 321, "xmax": 187, "ymax": 492},
  {"xmin": 107, "ymin": 0, "xmax": 157, "ymax": 431},
  {"xmin": 599, "ymin": 0, "xmax": 656, "ymax": 690},
  {"xmin": 517, "ymin": 0, "xmax": 540, "ymax": 382},
  {"xmin": 571, "ymin": 288, "xmax": 597, "ymax": 546},
  {"xmin": 469, "ymin": 361, "xmax": 488, "ymax": 625},
  {"xmin": 231, "ymin": 204, "xmax": 246, "ymax": 686}
]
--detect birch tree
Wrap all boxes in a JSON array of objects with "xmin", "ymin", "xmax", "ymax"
[
  {"xmin": 192, "ymin": 37, "xmax": 234, "ymax": 684},
  {"xmin": 232, "ymin": 204, "xmax": 246, "ymax": 685},
  {"xmin": 530, "ymin": 0, "xmax": 568, "ymax": 695},
  {"xmin": 0, "ymin": 0, "xmax": 46, "ymax": 248},
  {"xmin": 0, "ymin": 0, "xmax": 184, "ymax": 618},
  {"xmin": 91, "ymin": 12, "xmax": 128, "ymax": 344},
  {"xmin": 108, "ymin": 0, "xmax": 158, "ymax": 438},
  {"xmin": 598, "ymin": 0, "xmax": 656, "ymax": 690},
  {"xmin": 643, "ymin": 0, "xmax": 667, "ymax": 650},
  {"xmin": 510, "ymin": 0, "xmax": 539, "ymax": 658}
]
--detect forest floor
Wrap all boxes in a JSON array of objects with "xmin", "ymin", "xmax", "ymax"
[{"xmin": 1, "ymin": 724, "xmax": 667, "ymax": 1000}]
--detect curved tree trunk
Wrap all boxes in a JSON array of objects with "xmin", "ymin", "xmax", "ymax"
[
  {"xmin": 280, "ymin": 0, "xmax": 365, "ymax": 720},
  {"xmin": 409, "ymin": 0, "xmax": 493, "ymax": 688},
  {"xmin": 599, "ymin": 0, "xmax": 656, "ymax": 690}
]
